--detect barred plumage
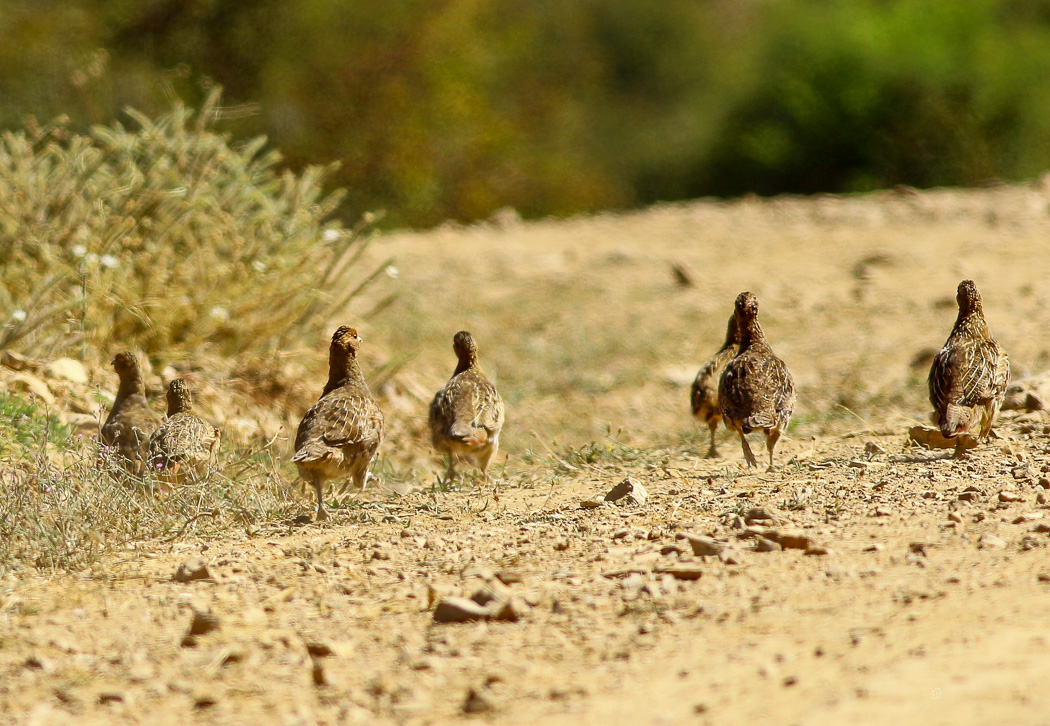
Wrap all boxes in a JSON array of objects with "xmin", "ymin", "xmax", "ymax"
[
  {"xmin": 293, "ymin": 326, "xmax": 385, "ymax": 521},
  {"xmin": 100, "ymin": 351, "xmax": 161, "ymax": 474},
  {"xmin": 718, "ymin": 292, "xmax": 796, "ymax": 471},
  {"xmin": 928, "ymin": 280, "xmax": 1010, "ymax": 458},
  {"xmin": 147, "ymin": 379, "xmax": 220, "ymax": 484},
  {"xmin": 690, "ymin": 314, "xmax": 740, "ymax": 458},
  {"xmin": 429, "ymin": 331, "xmax": 505, "ymax": 480}
]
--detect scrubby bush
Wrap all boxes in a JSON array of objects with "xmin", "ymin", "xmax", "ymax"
[{"xmin": 0, "ymin": 89, "xmax": 385, "ymax": 362}]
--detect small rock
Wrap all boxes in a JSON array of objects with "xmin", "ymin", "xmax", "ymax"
[
  {"xmin": 743, "ymin": 507, "xmax": 783, "ymax": 525},
  {"xmin": 433, "ymin": 597, "xmax": 491, "ymax": 623},
  {"xmin": 463, "ymin": 686, "xmax": 497, "ymax": 714},
  {"xmin": 978, "ymin": 533, "xmax": 1007, "ymax": 550},
  {"xmin": 579, "ymin": 498, "xmax": 605, "ymax": 509},
  {"xmin": 604, "ymin": 477, "xmax": 648, "ymax": 506},
  {"xmin": 42, "ymin": 358, "xmax": 89, "ymax": 385},
  {"xmin": 311, "ymin": 658, "xmax": 330, "ymax": 687},
  {"xmin": 864, "ymin": 441, "xmax": 886, "ymax": 456},
  {"xmin": 304, "ymin": 641, "xmax": 335, "ymax": 658},
  {"xmin": 173, "ymin": 558, "xmax": 214, "ymax": 583},
  {"xmin": 1037, "ymin": 478, "xmax": 1050, "ymax": 490},
  {"xmin": 97, "ymin": 690, "xmax": 126, "ymax": 705},
  {"xmin": 655, "ymin": 564, "xmax": 704, "ymax": 581},
  {"xmin": 4, "ymin": 373, "xmax": 55, "ymax": 405},
  {"xmin": 718, "ymin": 548, "xmax": 745, "ymax": 565},
  {"xmin": 685, "ymin": 535, "xmax": 724, "ymax": 557},
  {"xmin": 874, "ymin": 506, "xmax": 894, "ymax": 517},
  {"xmin": 492, "ymin": 597, "xmax": 530, "ymax": 622},
  {"xmin": 804, "ymin": 546, "xmax": 830, "ymax": 556},
  {"xmin": 1038, "ymin": 492, "xmax": 1048, "ymax": 506},
  {"xmin": 181, "ymin": 609, "xmax": 221, "ymax": 647},
  {"xmin": 1033, "ymin": 523, "xmax": 1050, "ymax": 534},
  {"xmin": 754, "ymin": 536, "xmax": 782, "ymax": 553},
  {"xmin": 495, "ymin": 570, "xmax": 524, "ymax": 585},
  {"xmin": 763, "ymin": 530, "xmax": 813, "ymax": 551}
]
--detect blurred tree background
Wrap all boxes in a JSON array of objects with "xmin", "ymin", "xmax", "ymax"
[{"xmin": 2, "ymin": 0, "xmax": 1050, "ymax": 228}]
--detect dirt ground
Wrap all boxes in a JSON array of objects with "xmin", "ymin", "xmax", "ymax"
[{"xmin": 4, "ymin": 182, "xmax": 1050, "ymax": 725}]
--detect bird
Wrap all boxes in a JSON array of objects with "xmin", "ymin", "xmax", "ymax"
[
  {"xmin": 146, "ymin": 378, "xmax": 221, "ymax": 484},
  {"xmin": 100, "ymin": 351, "xmax": 161, "ymax": 473},
  {"xmin": 429, "ymin": 330, "xmax": 505, "ymax": 481},
  {"xmin": 718, "ymin": 292, "xmax": 796, "ymax": 471},
  {"xmin": 690, "ymin": 314, "xmax": 741, "ymax": 458},
  {"xmin": 293, "ymin": 326, "xmax": 385, "ymax": 521},
  {"xmin": 928, "ymin": 279, "xmax": 1010, "ymax": 458}
]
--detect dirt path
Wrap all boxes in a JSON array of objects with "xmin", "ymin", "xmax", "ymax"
[{"xmin": 4, "ymin": 183, "xmax": 1050, "ymax": 725}]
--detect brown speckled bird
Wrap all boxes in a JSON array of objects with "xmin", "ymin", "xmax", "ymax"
[
  {"xmin": 429, "ymin": 331, "xmax": 505, "ymax": 481},
  {"xmin": 100, "ymin": 351, "xmax": 161, "ymax": 473},
  {"xmin": 718, "ymin": 292, "xmax": 796, "ymax": 470},
  {"xmin": 293, "ymin": 326, "xmax": 385, "ymax": 521},
  {"xmin": 146, "ymin": 379, "xmax": 220, "ymax": 484},
  {"xmin": 928, "ymin": 280, "xmax": 1010, "ymax": 458},
  {"xmin": 691, "ymin": 314, "xmax": 741, "ymax": 458}
]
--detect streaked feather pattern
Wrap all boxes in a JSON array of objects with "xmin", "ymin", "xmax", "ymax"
[
  {"xmin": 928, "ymin": 280, "xmax": 1009, "ymax": 457},
  {"xmin": 718, "ymin": 292, "xmax": 796, "ymax": 470}
]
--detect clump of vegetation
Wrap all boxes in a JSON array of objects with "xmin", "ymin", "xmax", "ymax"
[
  {"xmin": 0, "ymin": 89, "xmax": 388, "ymax": 363},
  {"xmin": 0, "ymin": 391, "xmax": 301, "ymax": 575}
]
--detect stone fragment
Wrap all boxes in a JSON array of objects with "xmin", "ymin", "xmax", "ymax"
[
  {"xmin": 42, "ymin": 358, "xmax": 89, "ymax": 385},
  {"xmin": 978, "ymin": 533, "xmax": 1007, "ymax": 550},
  {"xmin": 685, "ymin": 535, "xmax": 724, "ymax": 557},
  {"xmin": 604, "ymin": 477, "xmax": 648, "ymax": 506},
  {"xmin": 433, "ymin": 597, "xmax": 491, "ymax": 623},
  {"xmin": 173, "ymin": 558, "xmax": 214, "ymax": 583}
]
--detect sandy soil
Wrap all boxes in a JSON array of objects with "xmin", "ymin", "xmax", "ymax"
[{"xmin": 4, "ymin": 182, "xmax": 1050, "ymax": 725}]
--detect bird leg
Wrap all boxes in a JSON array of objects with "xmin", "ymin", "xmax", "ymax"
[
  {"xmin": 738, "ymin": 433, "xmax": 758, "ymax": 468},
  {"xmin": 952, "ymin": 436, "xmax": 967, "ymax": 460},
  {"xmin": 765, "ymin": 429, "xmax": 781, "ymax": 472},
  {"xmin": 705, "ymin": 421, "xmax": 719, "ymax": 459},
  {"xmin": 313, "ymin": 478, "xmax": 329, "ymax": 522}
]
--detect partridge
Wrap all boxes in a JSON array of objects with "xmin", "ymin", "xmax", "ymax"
[
  {"xmin": 429, "ymin": 331, "xmax": 505, "ymax": 480},
  {"xmin": 690, "ymin": 314, "xmax": 741, "ymax": 458},
  {"xmin": 293, "ymin": 326, "xmax": 385, "ymax": 521},
  {"xmin": 147, "ymin": 378, "xmax": 220, "ymax": 483},
  {"xmin": 928, "ymin": 280, "xmax": 1010, "ymax": 458},
  {"xmin": 100, "ymin": 351, "xmax": 161, "ymax": 473},
  {"xmin": 718, "ymin": 292, "xmax": 796, "ymax": 470}
]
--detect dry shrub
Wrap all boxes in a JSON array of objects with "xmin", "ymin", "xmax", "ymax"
[{"xmin": 0, "ymin": 89, "xmax": 390, "ymax": 362}]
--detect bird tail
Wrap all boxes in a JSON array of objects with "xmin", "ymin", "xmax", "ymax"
[
  {"xmin": 292, "ymin": 441, "xmax": 331, "ymax": 464},
  {"xmin": 939, "ymin": 404, "xmax": 971, "ymax": 438},
  {"xmin": 744, "ymin": 413, "xmax": 776, "ymax": 430}
]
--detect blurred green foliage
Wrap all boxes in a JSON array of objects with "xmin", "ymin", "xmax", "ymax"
[{"xmin": 2, "ymin": 0, "xmax": 1050, "ymax": 227}]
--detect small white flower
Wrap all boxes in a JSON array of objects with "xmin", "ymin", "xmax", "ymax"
[
  {"xmin": 385, "ymin": 265, "xmax": 399, "ymax": 279},
  {"xmin": 100, "ymin": 254, "xmax": 119, "ymax": 269},
  {"xmin": 11, "ymin": 310, "xmax": 27, "ymax": 322},
  {"xmin": 323, "ymin": 229, "xmax": 341, "ymax": 242},
  {"xmin": 209, "ymin": 306, "xmax": 230, "ymax": 322},
  {"xmin": 252, "ymin": 260, "xmax": 266, "ymax": 273},
  {"xmin": 72, "ymin": 244, "xmax": 87, "ymax": 257}
]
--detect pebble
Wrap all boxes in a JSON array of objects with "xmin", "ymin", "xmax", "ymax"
[
  {"xmin": 684, "ymin": 535, "xmax": 724, "ymax": 557},
  {"xmin": 463, "ymin": 686, "xmax": 497, "ymax": 714},
  {"xmin": 181, "ymin": 609, "xmax": 221, "ymax": 647},
  {"xmin": 173, "ymin": 558, "xmax": 214, "ymax": 583},
  {"xmin": 492, "ymin": 597, "xmax": 530, "ymax": 622},
  {"xmin": 999, "ymin": 490, "xmax": 1023, "ymax": 503},
  {"xmin": 978, "ymin": 533, "xmax": 1007, "ymax": 550},
  {"xmin": 604, "ymin": 477, "xmax": 648, "ymax": 506},
  {"xmin": 654, "ymin": 564, "xmax": 704, "ymax": 581},
  {"xmin": 42, "ymin": 358, "xmax": 89, "ymax": 385},
  {"xmin": 754, "ymin": 537, "xmax": 782, "ymax": 553},
  {"xmin": 579, "ymin": 498, "xmax": 606, "ymax": 509},
  {"xmin": 433, "ymin": 597, "xmax": 491, "ymax": 623}
]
